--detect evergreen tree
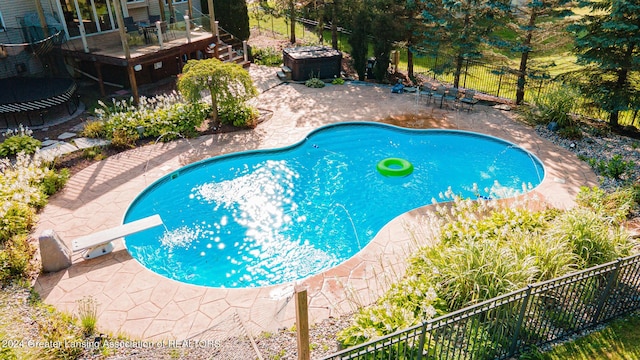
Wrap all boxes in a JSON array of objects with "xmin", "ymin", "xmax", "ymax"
[
  {"xmin": 568, "ymin": 0, "xmax": 640, "ymax": 127},
  {"xmin": 211, "ymin": 0, "xmax": 251, "ymax": 40},
  {"xmin": 420, "ymin": 0, "xmax": 512, "ymax": 88},
  {"xmin": 370, "ymin": 0, "xmax": 405, "ymax": 81},
  {"xmin": 512, "ymin": 0, "xmax": 573, "ymax": 104},
  {"xmin": 347, "ymin": 7, "xmax": 371, "ymax": 80},
  {"xmin": 402, "ymin": 0, "xmax": 426, "ymax": 81}
]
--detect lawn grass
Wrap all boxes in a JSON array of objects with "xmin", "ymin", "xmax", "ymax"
[
  {"xmin": 529, "ymin": 313, "xmax": 640, "ymax": 359},
  {"xmin": 248, "ymin": 6, "xmax": 320, "ymax": 45}
]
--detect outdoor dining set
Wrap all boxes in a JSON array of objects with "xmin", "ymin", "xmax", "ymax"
[
  {"xmin": 124, "ymin": 15, "xmax": 175, "ymax": 44},
  {"xmin": 416, "ymin": 85, "xmax": 479, "ymax": 111}
]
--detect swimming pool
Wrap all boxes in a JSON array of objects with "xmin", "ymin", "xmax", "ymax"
[{"xmin": 123, "ymin": 122, "xmax": 545, "ymax": 288}]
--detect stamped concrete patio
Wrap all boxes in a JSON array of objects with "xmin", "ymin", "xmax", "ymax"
[{"xmin": 33, "ymin": 66, "xmax": 597, "ymax": 343}]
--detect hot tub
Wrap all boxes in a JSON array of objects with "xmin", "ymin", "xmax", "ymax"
[{"xmin": 282, "ymin": 46, "xmax": 342, "ymax": 81}]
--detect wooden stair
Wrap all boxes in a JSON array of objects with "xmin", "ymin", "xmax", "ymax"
[{"xmin": 207, "ymin": 27, "xmax": 250, "ymax": 68}]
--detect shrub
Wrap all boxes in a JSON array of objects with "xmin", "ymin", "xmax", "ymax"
[
  {"xmin": 0, "ymin": 234, "xmax": 36, "ymax": 285},
  {"xmin": 0, "ymin": 125, "xmax": 41, "ymax": 157},
  {"xmin": 0, "ymin": 153, "xmax": 67, "ymax": 282},
  {"xmin": 96, "ymin": 93, "xmax": 210, "ymax": 142},
  {"xmin": 0, "ymin": 204, "xmax": 37, "ymax": 244},
  {"xmin": 252, "ymin": 47, "xmax": 283, "ymax": 66},
  {"xmin": 529, "ymin": 86, "xmax": 578, "ymax": 128},
  {"xmin": 511, "ymin": 229, "xmax": 577, "ymax": 281},
  {"xmin": 332, "ymin": 77, "xmax": 345, "ymax": 85},
  {"xmin": 538, "ymin": 86, "xmax": 578, "ymax": 127},
  {"xmin": 82, "ymin": 146, "xmax": 106, "ymax": 161},
  {"xmin": 305, "ymin": 77, "xmax": 325, "ymax": 88},
  {"xmin": 427, "ymin": 238, "xmax": 538, "ymax": 310},
  {"xmin": 219, "ymin": 104, "xmax": 259, "ymax": 128},
  {"xmin": 585, "ymin": 155, "xmax": 636, "ymax": 180},
  {"xmin": 110, "ymin": 129, "xmax": 139, "ymax": 149},
  {"xmin": 558, "ymin": 125, "xmax": 583, "ymax": 140},
  {"xmin": 41, "ymin": 169, "xmax": 70, "ymax": 197},
  {"xmin": 576, "ymin": 186, "xmax": 636, "ymax": 221},
  {"xmin": 546, "ymin": 208, "xmax": 631, "ymax": 268},
  {"xmin": 80, "ymin": 120, "xmax": 107, "ymax": 139}
]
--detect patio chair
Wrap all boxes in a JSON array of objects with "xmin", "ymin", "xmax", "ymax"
[
  {"xmin": 431, "ymin": 85, "xmax": 446, "ymax": 108},
  {"xmin": 443, "ymin": 87, "xmax": 460, "ymax": 109},
  {"xmin": 123, "ymin": 17, "xmax": 139, "ymax": 34},
  {"xmin": 461, "ymin": 90, "xmax": 479, "ymax": 111},
  {"xmin": 149, "ymin": 15, "xmax": 161, "ymax": 23},
  {"xmin": 418, "ymin": 85, "xmax": 434, "ymax": 106}
]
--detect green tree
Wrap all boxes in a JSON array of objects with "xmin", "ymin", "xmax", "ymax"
[
  {"xmin": 347, "ymin": 7, "xmax": 371, "ymax": 80},
  {"xmin": 259, "ymin": 0, "xmax": 299, "ymax": 44},
  {"xmin": 370, "ymin": 0, "xmax": 404, "ymax": 81},
  {"xmin": 420, "ymin": 0, "xmax": 512, "ymax": 88},
  {"xmin": 568, "ymin": 0, "xmax": 640, "ymax": 127},
  {"xmin": 177, "ymin": 58, "xmax": 257, "ymax": 123},
  {"xmin": 210, "ymin": 0, "xmax": 250, "ymax": 40},
  {"xmin": 400, "ymin": 0, "xmax": 428, "ymax": 80},
  {"xmin": 511, "ymin": 0, "xmax": 573, "ymax": 104}
]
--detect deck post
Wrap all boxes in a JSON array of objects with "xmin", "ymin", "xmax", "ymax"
[
  {"xmin": 94, "ymin": 62, "xmax": 105, "ymax": 96},
  {"xmin": 208, "ymin": 0, "xmax": 216, "ymax": 33},
  {"xmin": 184, "ymin": 16, "xmax": 191, "ymax": 43},
  {"xmin": 156, "ymin": 21, "xmax": 164, "ymax": 49},
  {"xmin": 35, "ymin": 0, "xmax": 50, "ymax": 38},
  {"xmin": 243, "ymin": 40, "xmax": 248, "ymax": 62},
  {"xmin": 113, "ymin": 0, "xmax": 139, "ymax": 103}
]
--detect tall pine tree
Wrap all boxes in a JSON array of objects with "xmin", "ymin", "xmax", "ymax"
[
  {"xmin": 420, "ymin": 0, "xmax": 512, "ymax": 88},
  {"xmin": 568, "ymin": 0, "xmax": 640, "ymax": 127},
  {"xmin": 206, "ymin": 0, "xmax": 250, "ymax": 40},
  {"xmin": 512, "ymin": 0, "xmax": 573, "ymax": 104}
]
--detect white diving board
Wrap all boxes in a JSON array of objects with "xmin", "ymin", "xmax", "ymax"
[{"xmin": 72, "ymin": 214, "xmax": 163, "ymax": 259}]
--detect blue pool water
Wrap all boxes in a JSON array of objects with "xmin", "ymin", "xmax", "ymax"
[{"xmin": 124, "ymin": 122, "xmax": 545, "ymax": 288}]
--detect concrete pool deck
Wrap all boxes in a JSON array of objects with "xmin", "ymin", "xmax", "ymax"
[{"xmin": 33, "ymin": 65, "xmax": 598, "ymax": 343}]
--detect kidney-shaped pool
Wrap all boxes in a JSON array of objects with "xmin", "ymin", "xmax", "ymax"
[{"xmin": 123, "ymin": 122, "xmax": 545, "ymax": 288}]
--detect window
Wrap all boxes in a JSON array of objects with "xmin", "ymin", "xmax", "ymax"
[
  {"xmin": 126, "ymin": 0, "xmax": 145, "ymax": 3},
  {"xmin": 164, "ymin": 0, "xmax": 187, "ymax": 4}
]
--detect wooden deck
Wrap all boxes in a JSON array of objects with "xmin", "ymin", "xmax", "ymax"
[{"xmin": 60, "ymin": 27, "xmax": 214, "ymax": 66}]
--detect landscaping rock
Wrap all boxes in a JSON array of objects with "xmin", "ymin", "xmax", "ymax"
[{"xmin": 38, "ymin": 230, "xmax": 72, "ymax": 272}]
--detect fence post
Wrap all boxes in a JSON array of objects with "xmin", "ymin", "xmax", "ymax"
[
  {"xmin": 463, "ymin": 59, "xmax": 469, "ymax": 89},
  {"xmin": 416, "ymin": 322, "xmax": 428, "ymax": 360},
  {"xmin": 508, "ymin": 286, "xmax": 533, "ymax": 357},
  {"xmin": 271, "ymin": 15, "xmax": 275, "ymax": 36},
  {"xmin": 497, "ymin": 71, "xmax": 503, "ymax": 98},
  {"xmin": 433, "ymin": 53, "xmax": 438, "ymax": 80},
  {"xmin": 592, "ymin": 259, "xmax": 623, "ymax": 324},
  {"xmin": 295, "ymin": 286, "xmax": 310, "ymax": 360}
]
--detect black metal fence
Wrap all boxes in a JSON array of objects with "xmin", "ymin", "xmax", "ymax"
[
  {"xmin": 410, "ymin": 50, "xmax": 639, "ymax": 127},
  {"xmin": 322, "ymin": 254, "xmax": 640, "ymax": 360}
]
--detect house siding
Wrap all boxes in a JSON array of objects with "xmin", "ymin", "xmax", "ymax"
[{"xmin": 0, "ymin": 1, "xmax": 37, "ymax": 29}]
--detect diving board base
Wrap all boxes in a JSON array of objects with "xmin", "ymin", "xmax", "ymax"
[
  {"xmin": 82, "ymin": 242, "xmax": 115, "ymax": 260},
  {"xmin": 72, "ymin": 214, "xmax": 163, "ymax": 260}
]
